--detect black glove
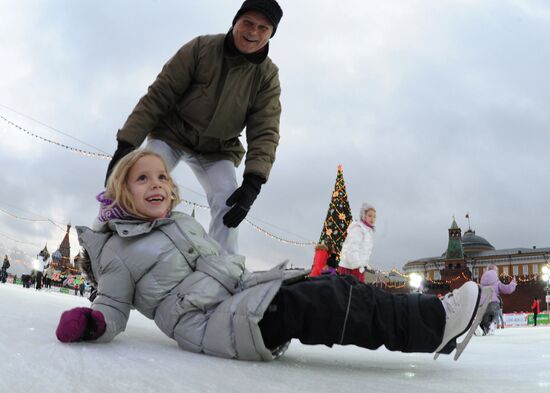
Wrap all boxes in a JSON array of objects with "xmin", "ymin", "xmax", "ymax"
[
  {"xmin": 223, "ymin": 174, "xmax": 265, "ymax": 228},
  {"xmin": 104, "ymin": 140, "xmax": 135, "ymax": 186}
]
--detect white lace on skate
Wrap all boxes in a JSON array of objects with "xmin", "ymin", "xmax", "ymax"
[
  {"xmin": 441, "ymin": 293, "xmax": 460, "ymax": 315},
  {"xmin": 434, "ymin": 282, "xmax": 493, "ymax": 361}
]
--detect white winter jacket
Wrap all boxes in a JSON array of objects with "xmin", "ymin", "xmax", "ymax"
[{"xmin": 338, "ymin": 221, "xmax": 374, "ymax": 270}]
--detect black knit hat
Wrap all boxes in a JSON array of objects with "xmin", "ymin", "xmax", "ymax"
[{"xmin": 232, "ymin": 0, "xmax": 283, "ymax": 37}]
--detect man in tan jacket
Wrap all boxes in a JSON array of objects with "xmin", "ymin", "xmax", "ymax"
[{"xmin": 105, "ymin": 0, "xmax": 283, "ymax": 254}]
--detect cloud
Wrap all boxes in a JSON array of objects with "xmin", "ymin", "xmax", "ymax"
[{"xmin": 1, "ymin": 0, "xmax": 549, "ymax": 274}]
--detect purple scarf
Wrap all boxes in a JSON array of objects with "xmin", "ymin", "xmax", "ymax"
[
  {"xmin": 96, "ymin": 192, "xmax": 141, "ymax": 222},
  {"xmin": 321, "ymin": 266, "xmax": 338, "ymax": 276}
]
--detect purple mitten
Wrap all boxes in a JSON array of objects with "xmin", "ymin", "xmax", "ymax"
[{"xmin": 56, "ymin": 307, "xmax": 106, "ymax": 342}]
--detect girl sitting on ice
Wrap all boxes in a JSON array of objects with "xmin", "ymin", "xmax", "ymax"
[{"xmin": 55, "ymin": 150, "xmax": 491, "ymax": 361}]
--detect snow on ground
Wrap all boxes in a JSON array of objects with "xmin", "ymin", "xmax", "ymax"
[{"xmin": 1, "ymin": 283, "xmax": 549, "ymax": 393}]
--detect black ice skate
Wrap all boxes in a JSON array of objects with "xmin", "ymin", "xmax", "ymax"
[{"xmin": 434, "ymin": 282, "xmax": 493, "ymax": 361}]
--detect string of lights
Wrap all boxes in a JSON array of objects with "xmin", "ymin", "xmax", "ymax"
[
  {"xmin": 4, "ymin": 190, "xmax": 544, "ymax": 279},
  {"xmin": 179, "ymin": 199, "xmax": 210, "ymax": 211},
  {"xmin": 389, "ymin": 268, "xmax": 408, "ymax": 278},
  {"xmin": 0, "ymin": 230, "xmax": 42, "ymax": 248},
  {"xmin": 0, "ymin": 115, "xmax": 112, "ymax": 160},
  {"xmin": 243, "ymin": 219, "xmax": 316, "ymax": 246},
  {"xmin": 421, "ymin": 271, "xmax": 546, "ymax": 285},
  {"xmin": 424, "ymin": 272, "xmax": 471, "ymax": 285},
  {"xmin": 380, "ymin": 281, "xmax": 407, "ymax": 289},
  {"xmin": 1, "ymin": 195, "xmax": 316, "ymax": 250},
  {"xmin": 179, "ymin": 199, "xmax": 316, "ymax": 246},
  {"xmin": 177, "ymin": 186, "xmax": 315, "ymax": 242},
  {"xmin": 0, "ymin": 115, "xmax": 316, "ymax": 246},
  {"xmin": 514, "ymin": 274, "xmax": 543, "ymax": 283},
  {"xmin": 371, "ymin": 269, "xmax": 546, "ymax": 287},
  {"xmin": 0, "ymin": 114, "xmax": 317, "ymax": 247},
  {"xmin": 0, "ymin": 103, "xmax": 110, "ymax": 154},
  {"xmin": 0, "ymin": 206, "xmax": 66, "ymax": 231}
]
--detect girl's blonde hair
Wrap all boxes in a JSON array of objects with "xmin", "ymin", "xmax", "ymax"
[{"xmin": 105, "ymin": 149, "xmax": 180, "ymax": 218}]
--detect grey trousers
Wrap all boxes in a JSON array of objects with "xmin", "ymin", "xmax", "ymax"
[
  {"xmin": 481, "ymin": 301, "xmax": 500, "ymax": 332},
  {"xmin": 146, "ymin": 139, "xmax": 239, "ymax": 254}
]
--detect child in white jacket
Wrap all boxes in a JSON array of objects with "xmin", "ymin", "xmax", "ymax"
[{"xmin": 338, "ymin": 203, "xmax": 376, "ymax": 281}]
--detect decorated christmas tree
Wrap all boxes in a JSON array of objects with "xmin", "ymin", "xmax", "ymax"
[{"xmin": 319, "ymin": 164, "xmax": 353, "ymax": 254}]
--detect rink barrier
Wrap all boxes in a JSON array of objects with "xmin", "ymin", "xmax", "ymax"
[
  {"xmin": 503, "ymin": 312, "xmax": 549, "ymax": 327},
  {"xmin": 8, "ymin": 280, "xmax": 89, "ymax": 297}
]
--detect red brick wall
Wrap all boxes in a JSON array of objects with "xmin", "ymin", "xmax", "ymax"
[
  {"xmin": 501, "ymin": 281, "xmax": 547, "ymax": 313},
  {"xmin": 380, "ymin": 280, "xmax": 547, "ymax": 313}
]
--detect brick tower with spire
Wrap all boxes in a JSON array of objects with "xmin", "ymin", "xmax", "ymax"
[
  {"xmin": 51, "ymin": 224, "xmax": 73, "ymax": 272},
  {"xmin": 440, "ymin": 217, "xmax": 471, "ymax": 290}
]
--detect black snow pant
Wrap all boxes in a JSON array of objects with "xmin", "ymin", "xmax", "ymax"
[{"xmin": 259, "ymin": 275, "xmax": 445, "ymax": 353}]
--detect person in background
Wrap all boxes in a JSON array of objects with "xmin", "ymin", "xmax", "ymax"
[
  {"xmin": 35, "ymin": 271, "xmax": 43, "ymax": 290},
  {"xmin": 479, "ymin": 264, "xmax": 516, "ymax": 335},
  {"xmin": 531, "ymin": 297, "xmax": 540, "ymax": 327},
  {"xmin": 44, "ymin": 265, "xmax": 55, "ymax": 289},
  {"xmin": 338, "ymin": 203, "xmax": 376, "ymax": 281},
  {"xmin": 310, "ymin": 241, "xmax": 337, "ymax": 277},
  {"xmin": 1, "ymin": 255, "xmax": 10, "ymax": 283},
  {"xmin": 321, "ymin": 253, "xmax": 339, "ymax": 276}
]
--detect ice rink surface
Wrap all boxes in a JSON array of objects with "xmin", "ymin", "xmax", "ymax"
[{"xmin": 1, "ymin": 283, "xmax": 548, "ymax": 393}]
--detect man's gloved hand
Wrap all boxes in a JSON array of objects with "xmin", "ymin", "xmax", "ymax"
[
  {"xmin": 56, "ymin": 307, "xmax": 106, "ymax": 343},
  {"xmin": 223, "ymin": 174, "xmax": 265, "ymax": 228},
  {"xmin": 104, "ymin": 140, "xmax": 135, "ymax": 186}
]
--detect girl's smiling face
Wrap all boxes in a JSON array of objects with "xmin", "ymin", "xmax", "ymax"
[{"xmin": 127, "ymin": 155, "xmax": 172, "ymax": 219}]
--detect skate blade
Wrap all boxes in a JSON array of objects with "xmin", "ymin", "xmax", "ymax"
[
  {"xmin": 452, "ymin": 287, "xmax": 494, "ymax": 361},
  {"xmin": 434, "ymin": 284, "xmax": 481, "ymax": 360},
  {"xmin": 434, "ymin": 285, "xmax": 493, "ymax": 361},
  {"xmin": 433, "ymin": 339, "xmax": 456, "ymax": 360}
]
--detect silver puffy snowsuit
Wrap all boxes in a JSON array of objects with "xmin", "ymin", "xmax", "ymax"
[{"xmin": 77, "ymin": 212, "xmax": 303, "ymax": 360}]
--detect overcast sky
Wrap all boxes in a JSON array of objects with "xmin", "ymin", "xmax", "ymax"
[{"xmin": 1, "ymin": 0, "xmax": 549, "ymax": 275}]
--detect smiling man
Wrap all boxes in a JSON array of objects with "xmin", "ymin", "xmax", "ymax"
[{"xmin": 105, "ymin": 0, "xmax": 283, "ymax": 254}]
